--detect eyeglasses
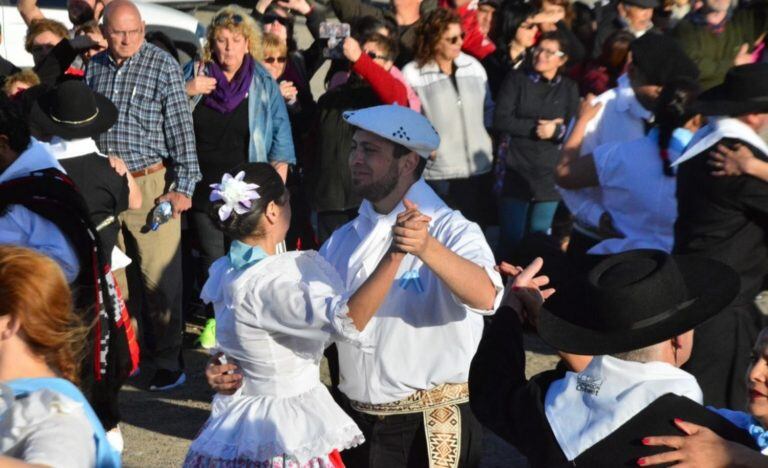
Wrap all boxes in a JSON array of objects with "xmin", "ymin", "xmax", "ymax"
[
  {"xmin": 106, "ymin": 28, "xmax": 142, "ymax": 40},
  {"xmin": 444, "ymin": 32, "xmax": 466, "ymax": 45},
  {"xmin": 263, "ymin": 56, "xmax": 287, "ymax": 64},
  {"xmin": 366, "ymin": 51, "xmax": 390, "ymax": 61},
  {"xmin": 534, "ymin": 46, "xmax": 565, "ymax": 58},
  {"xmin": 262, "ymin": 14, "xmax": 291, "ymax": 26},
  {"xmin": 213, "ymin": 13, "xmax": 244, "ymax": 26}
]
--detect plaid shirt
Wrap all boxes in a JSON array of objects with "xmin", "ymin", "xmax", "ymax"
[{"xmin": 86, "ymin": 43, "xmax": 201, "ymax": 197}]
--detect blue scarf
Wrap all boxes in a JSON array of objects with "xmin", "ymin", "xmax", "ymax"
[
  {"xmin": 227, "ymin": 240, "xmax": 268, "ymax": 270},
  {"xmin": 709, "ymin": 407, "xmax": 768, "ymax": 451},
  {"xmin": 204, "ymin": 55, "xmax": 255, "ymax": 114}
]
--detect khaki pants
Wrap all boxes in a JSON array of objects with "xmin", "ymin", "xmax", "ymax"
[{"xmin": 114, "ymin": 168, "xmax": 183, "ymax": 372}]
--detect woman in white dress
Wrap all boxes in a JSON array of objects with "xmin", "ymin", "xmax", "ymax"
[
  {"xmin": 184, "ymin": 163, "xmax": 422, "ymax": 467},
  {"xmin": 0, "ymin": 246, "xmax": 119, "ymax": 467}
]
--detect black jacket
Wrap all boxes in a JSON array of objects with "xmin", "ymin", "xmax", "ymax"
[
  {"xmin": 469, "ymin": 307, "xmax": 758, "ymax": 468},
  {"xmin": 493, "ymin": 69, "xmax": 579, "ymax": 201},
  {"xmin": 306, "ymin": 78, "xmax": 383, "ymax": 212},
  {"xmin": 674, "ymin": 138, "xmax": 768, "ymax": 304}
]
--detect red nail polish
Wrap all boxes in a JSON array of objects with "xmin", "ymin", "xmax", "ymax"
[
  {"xmin": 674, "ymin": 418, "xmax": 683, "ymax": 424},
  {"xmin": 641, "ymin": 438, "xmax": 649, "ymax": 445},
  {"xmin": 637, "ymin": 459, "xmax": 646, "ymax": 466}
]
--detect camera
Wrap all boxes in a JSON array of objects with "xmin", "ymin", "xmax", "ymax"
[{"xmin": 319, "ymin": 22, "xmax": 351, "ymax": 59}]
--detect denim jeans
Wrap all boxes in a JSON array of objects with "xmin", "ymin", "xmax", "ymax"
[{"xmin": 497, "ymin": 198, "xmax": 559, "ymax": 262}]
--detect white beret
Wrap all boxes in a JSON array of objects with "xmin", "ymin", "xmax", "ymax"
[{"xmin": 342, "ymin": 105, "xmax": 440, "ymax": 159}]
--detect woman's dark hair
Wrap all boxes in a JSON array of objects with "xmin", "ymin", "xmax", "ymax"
[
  {"xmin": 599, "ymin": 30, "xmax": 633, "ymax": 74},
  {"xmin": 655, "ymin": 79, "xmax": 700, "ymax": 177},
  {"xmin": 492, "ymin": 2, "xmax": 536, "ymax": 55},
  {"xmin": 413, "ymin": 8, "xmax": 462, "ymax": 67},
  {"xmin": 0, "ymin": 95, "xmax": 31, "ymax": 154},
  {"xmin": 537, "ymin": 30, "xmax": 570, "ymax": 58},
  {"xmin": 210, "ymin": 162, "xmax": 289, "ymax": 240},
  {"xmin": 353, "ymin": 16, "xmax": 396, "ymax": 42}
]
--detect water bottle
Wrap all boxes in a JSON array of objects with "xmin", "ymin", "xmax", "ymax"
[{"xmin": 150, "ymin": 201, "xmax": 173, "ymax": 231}]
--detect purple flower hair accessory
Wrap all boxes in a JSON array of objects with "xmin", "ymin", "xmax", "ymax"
[{"xmin": 209, "ymin": 171, "xmax": 260, "ymax": 221}]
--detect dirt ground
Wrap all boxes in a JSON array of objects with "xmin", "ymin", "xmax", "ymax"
[{"xmin": 119, "ymin": 324, "xmax": 559, "ymax": 467}]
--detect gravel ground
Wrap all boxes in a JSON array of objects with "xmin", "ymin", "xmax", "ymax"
[{"xmin": 120, "ymin": 324, "xmax": 559, "ymax": 467}]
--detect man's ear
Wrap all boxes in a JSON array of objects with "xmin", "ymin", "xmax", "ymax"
[{"xmin": 399, "ymin": 152, "xmax": 420, "ymax": 178}]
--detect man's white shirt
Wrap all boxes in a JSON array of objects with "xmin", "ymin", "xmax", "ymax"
[
  {"xmin": 320, "ymin": 179, "xmax": 503, "ymax": 404},
  {"xmin": 559, "ymin": 74, "xmax": 652, "ymax": 230}
]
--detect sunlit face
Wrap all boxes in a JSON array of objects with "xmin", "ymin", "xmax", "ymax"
[
  {"xmin": 30, "ymin": 31, "xmax": 64, "ymax": 65},
  {"xmin": 212, "ymin": 27, "xmax": 249, "ymax": 73},
  {"xmin": 349, "ymin": 130, "xmax": 401, "ymax": 202},
  {"xmin": 363, "ymin": 41, "xmax": 394, "ymax": 71},
  {"xmin": 748, "ymin": 330, "xmax": 768, "ymax": 426},
  {"xmin": 103, "ymin": 8, "xmax": 145, "ymax": 63},
  {"xmin": 513, "ymin": 19, "xmax": 538, "ymax": 49},
  {"xmin": 476, "ymin": 4, "xmax": 496, "ymax": 36},
  {"xmin": 261, "ymin": 48, "xmax": 287, "ymax": 80},
  {"xmin": 620, "ymin": 3, "xmax": 654, "ymax": 32},
  {"xmin": 533, "ymin": 38, "xmax": 566, "ymax": 75},
  {"xmin": 435, "ymin": 22, "xmax": 463, "ymax": 62}
]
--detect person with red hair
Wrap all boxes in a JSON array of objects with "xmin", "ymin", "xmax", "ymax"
[{"xmin": 0, "ymin": 246, "xmax": 119, "ymax": 466}]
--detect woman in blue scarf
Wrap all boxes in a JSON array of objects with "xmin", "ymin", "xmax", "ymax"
[{"xmin": 0, "ymin": 246, "xmax": 119, "ymax": 467}]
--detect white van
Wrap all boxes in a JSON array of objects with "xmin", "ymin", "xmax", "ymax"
[{"xmin": 0, "ymin": 0, "xmax": 206, "ymax": 67}]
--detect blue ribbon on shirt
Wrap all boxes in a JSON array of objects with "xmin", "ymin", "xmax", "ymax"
[
  {"xmin": 749, "ymin": 422, "xmax": 768, "ymax": 451},
  {"xmin": 399, "ymin": 269, "xmax": 424, "ymax": 293},
  {"xmin": 227, "ymin": 240, "xmax": 268, "ymax": 270}
]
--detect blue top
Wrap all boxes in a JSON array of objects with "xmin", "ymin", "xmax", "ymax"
[{"xmin": 6, "ymin": 377, "xmax": 121, "ymax": 467}]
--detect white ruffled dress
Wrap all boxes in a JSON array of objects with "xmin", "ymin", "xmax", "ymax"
[{"xmin": 184, "ymin": 251, "xmax": 368, "ymax": 467}]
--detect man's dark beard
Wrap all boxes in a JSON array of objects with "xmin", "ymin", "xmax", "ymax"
[{"xmin": 352, "ymin": 160, "xmax": 399, "ymax": 203}]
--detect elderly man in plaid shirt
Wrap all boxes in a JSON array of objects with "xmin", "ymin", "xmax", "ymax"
[{"xmin": 86, "ymin": 0, "xmax": 200, "ymax": 391}]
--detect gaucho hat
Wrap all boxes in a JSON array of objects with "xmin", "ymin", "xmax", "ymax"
[
  {"xmin": 693, "ymin": 63, "xmax": 768, "ymax": 117},
  {"xmin": 30, "ymin": 79, "xmax": 117, "ymax": 140}
]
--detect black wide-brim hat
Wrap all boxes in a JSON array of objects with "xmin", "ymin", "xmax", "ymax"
[
  {"xmin": 693, "ymin": 63, "xmax": 768, "ymax": 117},
  {"xmin": 538, "ymin": 250, "xmax": 739, "ymax": 356},
  {"xmin": 30, "ymin": 79, "xmax": 118, "ymax": 140}
]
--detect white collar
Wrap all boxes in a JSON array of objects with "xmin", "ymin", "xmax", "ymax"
[
  {"xmin": 42, "ymin": 137, "xmax": 105, "ymax": 161},
  {"xmin": 544, "ymin": 356, "xmax": 703, "ymax": 461},
  {"xmin": 673, "ymin": 117, "xmax": 768, "ymax": 167},
  {"xmin": 613, "ymin": 74, "xmax": 653, "ymax": 121},
  {"xmin": 0, "ymin": 140, "xmax": 64, "ymax": 184},
  {"xmin": 352, "ymin": 178, "xmax": 446, "ymax": 239}
]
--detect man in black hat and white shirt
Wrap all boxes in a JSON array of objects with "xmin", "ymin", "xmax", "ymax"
[
  {"xmin": 674, "ymin": 63, "xmax": 768, "ymax": 410},
  {"xmin": 559, "ymin": 33, "xmax": 698, "ymax": 267},
  {"xmin": 470, "ymin": 250, "xmax": 758, "ymax": 467}
]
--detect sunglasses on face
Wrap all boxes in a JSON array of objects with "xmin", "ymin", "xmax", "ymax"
[
  {"xmin": 366, "ymin": 51, "xmax": 390, "ymax": 61},
  {"xmin": 264, "ymin": 56, "xmax": 287, "ymax": 64},
  {"xmin": 213, "ymin": 13, "xmax": 244, "ymax": 26},
  {"xmin": 263, "ymin": 14, "xmax": 290, "ymax": 26},
  {"xmin": 444, "ymin": 32, "xmax": 466, "ymax": 45}
]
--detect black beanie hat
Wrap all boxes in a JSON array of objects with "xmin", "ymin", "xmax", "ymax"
[{"xmin": 630, "ymin": 33, "xmax": 700, "ymax": 86}]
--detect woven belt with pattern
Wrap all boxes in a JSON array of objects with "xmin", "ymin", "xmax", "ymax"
[{"xmin": 351, "ymin": 383, "xmax": 469, "ymax": 468}]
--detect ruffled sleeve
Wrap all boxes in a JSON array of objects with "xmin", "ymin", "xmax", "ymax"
[{"xmin": 244, "ymin": 251, "xmax": 373, "ymax": 350}]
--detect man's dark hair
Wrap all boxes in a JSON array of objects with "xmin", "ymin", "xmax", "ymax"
[
  {"xmin": 394, "ymin": 143, "xmax": 427, "ymax": 180},
  {"xmin": 0, "ymin": 95, "xmax": 31, "ymax": 154}
]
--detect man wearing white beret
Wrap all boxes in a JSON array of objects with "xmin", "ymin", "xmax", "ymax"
[{"xmin": 207, "ymin": 105, "xmax": 503, "ymax": 468}]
